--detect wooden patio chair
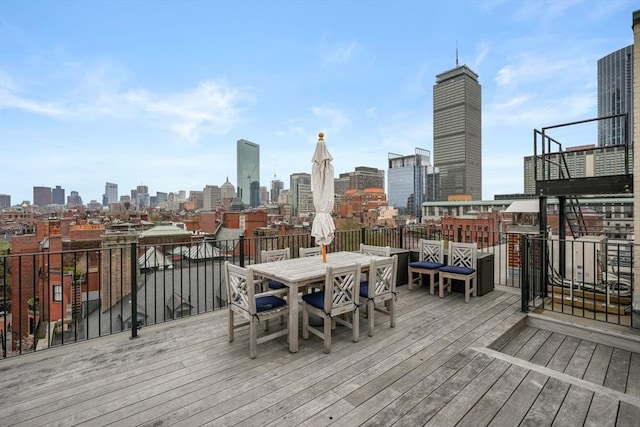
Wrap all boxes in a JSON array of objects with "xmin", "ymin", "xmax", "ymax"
[
  {"xmin": 408, "ymin": 239, "xmax": 445, "ymax": 293},
  {"xmin": 224, "ymin": 262, "xmax": 289, "ymax": 358},
  {"xmin": 359, "ymin": 243, "xmax": 391, "ymax": 257},
  {"xmin": 301, "ymin": 263, "xmax": 361, "ymax": 353},
  {"xmin": 299, "ymin": 246, "xmax": 322, "ymax": 257},
  {"xmin": 360, "ymin": 255, "xmax": 398, "ymax": 336},
  {"xmin": 359, "ymin": 243, "xmax": 391, "ymax": 284},
  {"xmin": 260, "ymin": 247, "xmax": 290, "ymax": 290},
  {"xmin": 438, "ymin": 242, "xmax": 477, "ymax": 302}
]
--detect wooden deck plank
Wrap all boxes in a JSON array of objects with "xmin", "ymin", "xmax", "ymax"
[
  {"xmin": 617, "ymin": 351, "xmax": 640, "ymax": 426},
  {"xmin": 256, "ymin": 294, "xmax": 520, "ymax": 427},
  {"xmin": 583, "ymin": 347, "xmax": 631, "ymax": 427},
  {"xmin": 552, "ymin": 343, "xmax": 614, "ymax": 427},
  {"xmin": 463, "ymin": 331, "xmax": 564, "ymax": 425},
  {"xmin": 350, "ymin": 297, "xmax": 523, "ymax": 426},
  {"xmin": 423, "ymin": 327, "xmax": 542, "ymax": 427},
  {"xmin": 122, "ymin": 288, "xmax": 485, "ymax": 426},
  {"xmin": 185, "ymin": 293, "xmax": 519, "ymax": 426},
  {"xmin": 0, "ymin": 284, "xmax": 635, "ymax": 427},
  {"xmin": 423, "ymin": 327, "xmax": 553, "ymax": 426},
  {"xmin": 516, "ymin": 335, "xmax": 581, "ymax": 427}
]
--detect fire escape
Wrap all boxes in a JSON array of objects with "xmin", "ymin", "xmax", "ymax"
[{"xmin": 533, "ymin": 113, "xmax": 632, "ymax": 239}]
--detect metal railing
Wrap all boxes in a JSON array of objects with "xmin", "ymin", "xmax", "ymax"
[
  {"xmin": 521, "ymin": 234, "xmax": 633, "ymax": 326},
  {"xmin": 1, "ymin": 225, "xmax": 633, "ymax": 358}
]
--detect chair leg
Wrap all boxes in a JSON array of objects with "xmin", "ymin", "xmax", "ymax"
[
  {"xmin": 389, "ymin": 298, "xmax": 396, "ymax": 328},
  {"xmin": 439, "ymin": 275, "xmax": 445, "ymax": 298},
  {"xmin": 228, "ymin": 309, "xmax": 234, "ymax": 342},
  {"xmin": 249, "ymin": 318, "xmax": 258, "ymax": 359},
  {"xmin": 324, "ymin": 316, "xmax": 332, "ymax": 353},
  {"xmin": 408, "ymin": 269, "xmax": 414, "ymax": 290},
  {"xmin": 352, "ymin": 309, "xmax": 360, "ymax": 343},
  {"xmin": 465, "ymin": 279, "xmax": 470, "ymax": 303},
  {"xmin": 368, "ymin": 300, "xmax": 375, "ymax": 337},
  {"xmin": 302, "ymin": 306, "xmax": 309, "ymax": 339},
  {"xmin": 429, "ymin": 272, "xmax": 435, "ymax": 295}
]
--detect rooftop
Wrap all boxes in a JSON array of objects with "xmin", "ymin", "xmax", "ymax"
[{"xmin": 1, "ymin": 285, "xmax": 638, "ymax": 425}]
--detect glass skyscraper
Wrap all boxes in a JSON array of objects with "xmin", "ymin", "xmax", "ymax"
[
  {"xmin": 388, "ymin": 149, "xmax": 439, "ymax": 218},
  {"xmin": 597, "ymin": 45, "xmax": 634, "ymax": 147},
  {"xmin": 236, "ymin": 139, "xmax": 260, "ymax": 208}
]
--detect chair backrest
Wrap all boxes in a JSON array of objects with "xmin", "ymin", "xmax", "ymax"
[
  {"xmin": 360, "ymin": 243, "xmax": 391, "ymax": 257},
  {"xmin": 447, "ymin": 242, "xmax": 477, "ymax": 270},
  {"xmin": 324, "ymin": 263, "xmax": 361, "ymax": 316},
  {"xmin": 299, "ymin": 246, "xmax": 322, "ymax": 258},
  {"xmin": 224, "ymin": 262, "xmax": 257, "ymax": 315},
  {"xmin": 261, "ymin": 247, "xmax": 290, "ymax": 263},
  {"xmin": 368, "ymin": 255, "xmax": 397, "ymax": 298},
  {"xmin": 419, "ymin": 239, "xmax": 445, "ymax": 263}
]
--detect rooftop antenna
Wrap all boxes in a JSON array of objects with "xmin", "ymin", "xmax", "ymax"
[{"xmin": 456, "ymin": 41, "xmax": 459, "ymax": 67}]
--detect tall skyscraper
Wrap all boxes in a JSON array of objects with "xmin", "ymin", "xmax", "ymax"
[
  {"xmin": 136, "ymin": 185, "xmax": 149, "ymax": 208},
  {"xmin": 433, "ymin": 64, "xmax": 482, "ymax": 200},
  {"xmin": 290, "ymin": 172, "xmax": 311, "ymax": 217},
  {"xmin": 388, "ymin": 149, "xmax": 439, "ymax": 218},
  {"xmin": 270, "ymin": 178, "xmax": 284, "ymax": 203},
  {"xmin": 0, "ymin": 194, "xmax": 11, "ymax": 208},
  {"xmin": 237, "ymin": 139, "xmax": 260, "ymax": 208},
  {"xmin": 597, "ymin": 45, "xmax": 634, "ymax": 146},
  {"xmin": 104, "ymin": 182, "xmax": 118, "ymax": 205},
  {"xmin": 51, "ymin": 185, "xmax": 65, "ymax": 205},
  {"xmin": 203, "ymin": 185, "xmax": 221, "ymax": 210},
  {"xmin": 33, "ymin": 186, "xmax": 52, "ymax": 207}
]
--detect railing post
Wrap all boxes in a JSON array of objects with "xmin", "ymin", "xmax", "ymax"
[
  {"xmin": 457, "ymin": 226, "xmax": 462, "ymax": 243},
  {"xmin": 130, "ymin": 242, "xmax": 138, "ymax": 339},
  {"xmin": 360, "ymin": 226, "xmax": 366, "ymax": 246},
  {"xmin": 521, "ymin": 234, "xmax": 530, "ymax": 312},
  {"xmin": 239, "ymin": 236, "xmax": 245, "ymax": 267},
  {"xmin": 398, "ymin": 225, "xmax": 404, "ymax": 249}
]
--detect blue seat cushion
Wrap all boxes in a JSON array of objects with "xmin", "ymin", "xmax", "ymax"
[
  {"xmin": 359, "ymin": 281, "xmax": 369, "ymax": 298},
  {"xmin": 255, "ymin": 295, "xmax": 286, "ymax": 312},
  {"xmin": 268, "ymin": 280, "xmax": 286, "ymax": 290},
  {"xmin": 409, "ymin": 261, "xmax": 445, "ymax": 270},
  {"xmin": 439, "ymin": 265, "xmax": 475, "ymax": 275},
  {"xmin": 301, "ymin": 291, "xmax": 325, "ymax": 310}
]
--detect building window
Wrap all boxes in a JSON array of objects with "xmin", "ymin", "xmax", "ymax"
[{"xmin": 53, "ymin": 285, "xmax": 63, "ymax": 302}]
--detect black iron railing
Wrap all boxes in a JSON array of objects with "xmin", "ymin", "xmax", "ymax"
[
  {"xmin": 1, "ymin": 225, "xmax": 632, "ymax": 358},
  {"xmin": 521, "ymin": 234, "xmax": 633, "ymax": 326}
]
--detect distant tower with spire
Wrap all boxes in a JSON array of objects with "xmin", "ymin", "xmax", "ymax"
[
  {"xmin": 270, "ymin": 172, "xmax": 284, "ymax": 204},
  {"xmin": 432, "ymin": 45, "xmax": 482, "ymax": 200}
]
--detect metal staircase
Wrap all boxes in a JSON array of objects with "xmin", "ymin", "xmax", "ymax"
[{"xmin": 533, "ymin": 113, "xmax": 632, "ymax": 237}]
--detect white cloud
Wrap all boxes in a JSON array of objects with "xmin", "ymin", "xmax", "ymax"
[{"xmin": 0, "ymin": 61, "xmax": 253, "ymax": 142}]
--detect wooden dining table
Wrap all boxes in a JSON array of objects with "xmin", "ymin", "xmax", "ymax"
[{"xmin": 250, "ymin": 251, "xmax": 390, "ymax": 353}]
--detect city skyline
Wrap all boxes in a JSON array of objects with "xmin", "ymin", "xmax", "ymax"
[{"xmin": 1, "ymin": 1, "xmax": 635, "ymax": 204}]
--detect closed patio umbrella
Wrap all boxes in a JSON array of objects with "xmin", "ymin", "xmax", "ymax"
[{"xmin": 311, "ymin": 132, "xmax": 335, "ymax": 262}]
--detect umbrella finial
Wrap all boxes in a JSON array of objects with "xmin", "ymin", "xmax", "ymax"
[{"xmin": 318, "ymin": 132, "xmax": 324, "ymax": 140}]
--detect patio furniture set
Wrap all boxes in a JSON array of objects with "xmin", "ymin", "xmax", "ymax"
[{"xmin": 224, "ymin": 245, "xmax": 398, "ymax": 358}]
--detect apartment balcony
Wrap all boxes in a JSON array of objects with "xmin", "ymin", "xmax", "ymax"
[{"xmin": 0, "ymin": 229, "xmax": 638, "ymax": 425}]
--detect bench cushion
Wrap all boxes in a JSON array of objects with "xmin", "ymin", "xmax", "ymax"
[
  {"xmin": 409, "ymin": 261, "xmax": 445, "ymax": 270},
  {"xmin": 267, "ymin": 280, "xmax": 286, "ymax": 290},
  {"xmin": 301, "ymin": 291, "xmax": 325, "ymax": 310},
  {"xmin": 439, "ymin": 266, "xmax": 475, "ymax": 275},
  {"xmin": 255, "ymin": 295, "xmax": 286, "ymax": 312}
]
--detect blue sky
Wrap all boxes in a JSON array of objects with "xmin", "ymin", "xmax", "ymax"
[{"xmin": 0, "ymin": 0, "xmax": 636, "ymax": 205}]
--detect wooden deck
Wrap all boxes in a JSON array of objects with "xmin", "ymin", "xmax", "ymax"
[{"xmin": 0, "ymin": 286, "xmax": 639, "ymax": 426}]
